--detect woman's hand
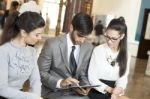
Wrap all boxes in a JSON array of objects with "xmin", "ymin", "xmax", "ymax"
[
  {"xmin": 111, "ymin": 94, "xmax": 118, "ymax": 99},
  {"xmin": 105, "ymin": 86, "xmax": 113, "ymax": 93},
  {"xmin": 113, "ymin": 87, "xmax": 124, "ymax": 95}
]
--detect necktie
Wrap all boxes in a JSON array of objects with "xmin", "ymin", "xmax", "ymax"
[{"xmin": 69, "ymin": 46, "xmax": 77, "ymax": 76}]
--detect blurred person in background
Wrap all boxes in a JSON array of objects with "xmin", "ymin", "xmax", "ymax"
[
  {"xmin": 1, "ymin": 1, "xmax": 19, "ymax": 28},
  {"xmin": 92, "ymin": 20, "xmax": 106, "ymax": 46},
  {"xmin": 19, "ymin": 0, "xmax": 41, "ymax": 15}
]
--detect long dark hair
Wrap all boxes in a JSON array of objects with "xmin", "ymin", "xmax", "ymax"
[
  {"xmin": 0, "ymin": 11, "xmax": 45, "ymax": 45},
  {"xmin": 107, "ymin": 17, "xmax": 127, "ymax": 77}
]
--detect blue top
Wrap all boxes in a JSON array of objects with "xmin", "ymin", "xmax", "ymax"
[{"xmin": 0, "ymin": 41, "xmax": 41, "ymax": 99}]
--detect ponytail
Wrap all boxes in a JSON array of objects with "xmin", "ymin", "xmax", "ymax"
[
  {"xmin": 0, "ymin": 11, "xmax": 20, "ymax": 45},
  {"xmin": 107, "ymin": 17, "xmax": 127, "ymax": 77},
  {"xmin": 0, "ymin": 11, "xmax": 45, "ymax": 45}
]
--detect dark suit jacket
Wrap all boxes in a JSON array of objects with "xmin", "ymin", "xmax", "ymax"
[{"xmin": 38, "ymin": 34, "xmax": 93, "ymax": 98}]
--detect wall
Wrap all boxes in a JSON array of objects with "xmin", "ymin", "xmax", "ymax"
[
  {"xmin": 135, "ymin": 0, "xmax": 150, "ymax": 41},
  {"xmin": 92, "ymin": 0, "xmax": 141, "ymax": 56}
]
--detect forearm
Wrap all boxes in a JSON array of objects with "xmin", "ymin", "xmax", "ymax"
[
  {"xmin": 79, "ymin": 74, "xmax": 90, "ymax": 85},
  {"xmin": 0, "ymin": 87, "xmax": 38, "ymax": 99},
  {"xmin": 40, "ymin": 71, "xmax": 60, "ymax": 90},
  {"xmin": 29, "ymin": 79, "xmax": 41, "ymax": 96}
]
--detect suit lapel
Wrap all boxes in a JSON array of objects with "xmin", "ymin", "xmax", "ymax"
[
  {"xmin": 59, "ymin": 34, "xmax": 71, "ymax": 73},
  {"xmin": 77, "ymin": 44, "xmax": 85, "ymax": 71}
]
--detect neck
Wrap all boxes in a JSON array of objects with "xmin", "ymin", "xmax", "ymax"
[
  {"xmin": 69, "ymin": 32, "xmax": 75, "ymax": 45},
  {"xmin": 12, "ymin": 36, "xmax": 27, "ymax": 48},
  {"xmin": 110, "ymin": 46, "xmax": 119, "ymax": 53}
]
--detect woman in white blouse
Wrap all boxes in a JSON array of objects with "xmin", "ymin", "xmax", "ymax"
[{"xmin": 88, "ymin": 17, "xmax": 130, "ymax": 99}]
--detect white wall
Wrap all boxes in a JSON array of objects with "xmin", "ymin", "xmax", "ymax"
[{"xmin": 92, "ymin": 0, "xmax": 141, "ymax": 56}]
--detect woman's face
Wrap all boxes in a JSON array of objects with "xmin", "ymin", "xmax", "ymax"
[
  {"xmin": 25, "ymin": 27, "xmax": 44, "ymax": 45},
  {"xmin": 104, "ymin": 29, "xmax": 124, "ymax": 50}
]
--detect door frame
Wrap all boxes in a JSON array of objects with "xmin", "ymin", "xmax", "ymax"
[{"xmin": 137, "ymin": 9, "xmax": 150, "ymax": 59}]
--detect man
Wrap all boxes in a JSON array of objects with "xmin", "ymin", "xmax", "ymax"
[
  {"xmin": 94, "ymin": 20, "xmax": 104, "ymax": 36},
  {"xmin": 38, "ymin": 12, "xmax": 93, "ymax": 99},
  {"xmin": 92, "ymin": 20, "xmax": 106, "ymax": 46}
]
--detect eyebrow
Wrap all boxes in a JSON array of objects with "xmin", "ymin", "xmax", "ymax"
[{"xmin": 105, "ymin": 35, "xmax": 120, "ymax": 38}]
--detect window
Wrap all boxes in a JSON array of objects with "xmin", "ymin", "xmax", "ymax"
[{"xmin": 42, "ymin": 0, "xmax": 66, "ymax": 30}]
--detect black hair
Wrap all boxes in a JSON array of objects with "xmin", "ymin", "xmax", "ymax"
[
  {"xmin": 94, "ymin": 20, "xmax": 104, "ymax": 36},
  {"xmin": 107, "ymin": 17, "xmax": 127, "ymax": 77},
  {"xmin": 71, "ymin": 12, "xmax": 93, "ymax": 36},
  {"xmin": 0, "ymin": 11, "xmax": 45, "ymax": 45},
  {"xmin": 11, "ymin": 1, "xmax": 19, "ymax": 9}
]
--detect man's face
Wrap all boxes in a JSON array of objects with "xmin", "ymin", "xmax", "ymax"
[{"xmin": 70, "ymin": 30, "xmax": 88, "ymax": 45}]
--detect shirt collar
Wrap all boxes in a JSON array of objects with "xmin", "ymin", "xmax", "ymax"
[
  {"xmin": 67, "ymin": 33, "xmax": 80, "ymax": 49},
  {"xmin": 67, "ymin": 33, "xmax": 74, "ymax": 47}
]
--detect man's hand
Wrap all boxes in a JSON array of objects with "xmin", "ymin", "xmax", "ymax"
[
  {"xmin": 73, "ymin": 87, "xmax": 87, "ymax": 95},
  {"xmin": 60, "ymin": 77, "xmax": 79, "ymax": 87},
  {"xmin": 73, "ymin": 87, "xmax": 91, "ymax": 95},
  {"xmin": 84, "ymin": 87, "xmax": 91, "ymax": 94}
]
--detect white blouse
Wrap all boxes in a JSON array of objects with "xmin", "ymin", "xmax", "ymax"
[{"xmin": 88, "ymin": 43, "xmax": 130, "ymax": 94}]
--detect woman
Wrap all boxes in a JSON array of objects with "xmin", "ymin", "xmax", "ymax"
[
  {"xmin": 88, "ymin": 17, "xmax": 130, "ymax": 99},
  {"xmin": 0, "ymin": 11, "xmax": 45, "ymax": 99}
]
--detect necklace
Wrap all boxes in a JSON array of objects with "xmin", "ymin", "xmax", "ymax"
[
  {"xmin": 105, "ymin": 45, "xmax": 118, "ymax": 67},
  {"xmin": 107, "ymin": 55, "xmax": 116, "ymax": 66}
]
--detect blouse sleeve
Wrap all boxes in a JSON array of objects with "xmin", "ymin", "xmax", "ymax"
[
  {"xmin": 0, "ymin": 47, "xmax": 39, "ymax": 99},
  {"xmin": 29, "ymin": 48, "xmax": 41, "ymax": 96},
  {"xmin": 115, "ymin": 54, "xmax": 131, "ymax": 89},
  {"xmin": 88, "ymin": 47, "xmax": 108, "ymax": 94}
]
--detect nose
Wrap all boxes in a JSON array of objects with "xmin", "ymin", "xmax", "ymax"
[{"xmin": 107, "ymin": 39, "xmax": 114, "ymax": 45}]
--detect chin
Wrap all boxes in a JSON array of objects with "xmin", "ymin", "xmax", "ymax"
[
  {"xmin": 108, "ymin": 44, "xmax": 113, "ymax": 48},
  {"xmin": 28, "ymin": 42, "xmax": 36, "ymax": 45},
  {"xmin": 76, "ymin": 42, "xmax": 81, "ymax": 45}
]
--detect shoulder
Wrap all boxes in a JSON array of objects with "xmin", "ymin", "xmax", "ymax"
[
  {"xmin": 46, "ymin": 34, "xmax": 66, "ymax": 44},
  {"xmin": 84, "ymin": 40, "xmax": 93, "ymax": 47},
  {"xmin": 82, "ymin": 41, "xmax": 94, "ymax": 52},
  {"xmin": 0, "ymin": 43, "xmax": 11, "ymax": 55},
  {"xmin": 27, "ymin": 46, "xmax": 36, "ymax": 53},
  {"xmin": 0, "ymin": 42, "xmax": 11, "ymax": 50},
  {"xmin": 94, "ymin": 43, "xmax": 106, "ymax": 52}
]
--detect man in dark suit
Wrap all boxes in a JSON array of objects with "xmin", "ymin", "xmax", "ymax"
[{"xmin": 38, "ymin": 12, "xmax": 93, "ymax": 99}]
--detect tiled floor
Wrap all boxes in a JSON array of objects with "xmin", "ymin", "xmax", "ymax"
[{"xmin": 35, "ymin": 40, "xmax": 150, "ymax": 99}]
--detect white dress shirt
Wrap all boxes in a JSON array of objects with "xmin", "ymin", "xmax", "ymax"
[
  {"xmin": 56, "ymin": 33, "xmax": 80, "ymax": 88},
  {"xmin": 67, "ymin": 33, "xmax": 80, "ymax": 64},
  {"xmin": 88, "ymin": 43, "xmax": 130, "ymax": 94}
]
